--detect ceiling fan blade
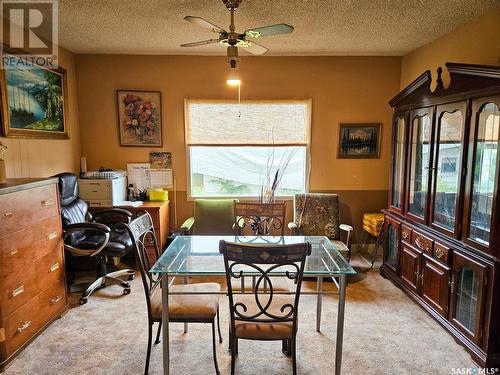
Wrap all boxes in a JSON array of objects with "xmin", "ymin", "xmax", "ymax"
[
  {"xmin": 245, "ymin": 23, "xmax": 294, "ymax": 39},
  {"xmin": 240, "ymin": 41, "xmax": 268, "ymax": 55},
  {"xmin": 180, "ymin": 39, "xmax": 220, "ymax": 47},
  {"xmin": 184, "ymin": 16, "xmax": 225, "ymax": 33}
]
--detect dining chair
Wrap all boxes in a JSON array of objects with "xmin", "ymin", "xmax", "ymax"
[
  {"xmin": 288, "ymin": 193, "xmax": 354, "ymax": 261},
  {"xmin": 233, "ymin": 202, "xmax": 287, "ymax": 236},
  {"xmin": 120, "ymin": 212, "xmax": 223, "ymax": 375},
  {"xmin": 219, "ymin": 239, "xmax": 312, "ymax": 375},
  {"xmin": 181, "ymin": 198, "xmax": 237, "ymax": 235}
]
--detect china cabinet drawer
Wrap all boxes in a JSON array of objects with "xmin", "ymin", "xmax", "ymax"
[
  {"xmin": 401, "ymin": 225, "xmax": 412, "ymax": 243},
  {"xmin": 433, "ymin": 242, "xmax": 450, "ymax": 265},
  {"xmin": 411, "ymin": 231, "xmax": 433, "ymax": 254},
  {"xmin": 0, "ymin": 185, "xmax": 58, "ymax": 237}
]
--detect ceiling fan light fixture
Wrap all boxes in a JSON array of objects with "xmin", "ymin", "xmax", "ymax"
[
  {"xmin": 181, "ymin": 0, "xmax": 294, "ymax": 68},
  {"xmin": 226, "ymin": 79, "xmax": 241, "ymax": 86}
]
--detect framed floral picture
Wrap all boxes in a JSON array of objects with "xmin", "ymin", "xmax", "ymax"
[
  {"xmin": 0, "ymin": 57, "xmax": 68, "ymax": 139},
  {"xmin": 116, "ymin": 90, "xmax": 162, "ymax": 147}
]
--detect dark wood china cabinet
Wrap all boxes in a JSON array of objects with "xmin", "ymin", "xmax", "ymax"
[{"xmin": 382, "ymin": 63, "xmax": 500, "ymax": 367}]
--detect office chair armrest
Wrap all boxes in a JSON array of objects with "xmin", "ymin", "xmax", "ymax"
[
  {"xmin": 92, "ymin": 208, "xmax": 133, "ymax": 223},
  {"xmin": 63, "ymin": 222, "xmax": 111, "ymax": 257},
  {"xmin": 64, "ymin": 222, "xmax": 111, "ymax": 234},
  {"xmin": 339, "ymin": 224, "xmax": 354, "ymax": 250},
  {"xmin": 180, "ymin": 216, "xmax": 195, "ymax": 234}
]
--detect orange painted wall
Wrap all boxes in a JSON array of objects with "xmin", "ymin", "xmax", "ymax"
[
  {"xmin": 400, "ymin": 8, "xmax": 500, "ymax": 89},
  {"xmin": 76, "ymin": 55, "xmax": 401, "ymax": 193},
  {"xmin": 0, "ymin": 46, "xmax": 81, "ymax": 177}
]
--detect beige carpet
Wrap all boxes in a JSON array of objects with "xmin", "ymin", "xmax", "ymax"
[{"xmin": 4, "ymin": 258, "xmax": 474, "ymax": 375}]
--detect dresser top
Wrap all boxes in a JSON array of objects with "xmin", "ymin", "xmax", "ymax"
[{"xmin": 0, "ymin": 177, "xmax": 58, "ymax": 195}]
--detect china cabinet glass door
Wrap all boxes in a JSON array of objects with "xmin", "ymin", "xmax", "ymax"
[
  {"xmin": 431, "ymin": 104, "xmax": 466, "ymax": 235},
  {"xmin": 455, "ymin": 267, "xmax": 479, "ymax": 332},
  {"xmin": 408, "ymin": 110, "xmax": 433, "ymax": 222},
  {"xmin": 391, "ymin": 116, "xmax": 406, "ymax": 211},
  {"xmin": 450, "ymin": 251, "xmax": 486, "ymax": 343},
  {"xmin": 386, "ymin": 224, "xmax": 398, "ymax": 269},
  {"xmin": 467, "ymin": 99, "xmax": 500, "ymax": 248}
]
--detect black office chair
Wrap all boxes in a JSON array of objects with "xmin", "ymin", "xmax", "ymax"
[{"xmin": 57, "ymin": 173, "xmax": 135, "ymax": 305}]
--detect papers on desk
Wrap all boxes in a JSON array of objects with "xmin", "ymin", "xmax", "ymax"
[
  {"xmin": 127, "ymin": 163, "xmax": 173, "ymax": 190},
  {"xmin": 116, "ymin": 201, "xmax": 143, "ymax": 207}
]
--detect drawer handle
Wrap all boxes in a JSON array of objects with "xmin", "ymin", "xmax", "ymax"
[
  {"xmin": 9, "ymin": 249, "xmax": 18, "ymax": 256},
  {"xmin": 51, "ymin": 295, "xmax": 62, "ymax": 305},
  {"xmin": 435, "ymin": 248, "xmax": 445, "ymax": 259},
  {"xmin": 47, "ymin": 231, "xmax": 58, "ymax": 240},
  {"xmin": 41, "ymin": 199, "xmax": 54, "ymax": 207},
  {"xmin": 402, "ymin": 231, "xmax": 409, "ymax": 239},
  {"xmin": 16, "ymin": 321, "xmax": 31, "ymax": 334},
  {"xmin": 11, "ymin": 285, "xmax": 24, "ymax": 298},
  {"xmin": 3, "ymin": 212, "xmax": 13, "ymax": 218},
  {"xmin": 50, "ymin": 262, "xmax": 60, "ymax": 272}
]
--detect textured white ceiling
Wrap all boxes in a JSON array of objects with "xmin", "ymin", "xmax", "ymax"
[{"xmin": 58, "ymin": 0, "xmax": 499, "ymax": 56}]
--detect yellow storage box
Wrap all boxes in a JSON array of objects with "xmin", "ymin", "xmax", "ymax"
[{"xmin": 362, "ymin": 213, "xmax": 384, "ymax": 237}]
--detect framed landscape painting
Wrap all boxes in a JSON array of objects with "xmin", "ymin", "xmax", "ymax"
[
  {"xmin": 0, "ymin": 60, "xmax": 68, "ymax": 139},
  {"xmin": 117, "ymin": 90, "xmax": 162, "ymax": 147},
  {"xmin": 338, "ymin": 123, "xmax": 381, "ymax": 159}
]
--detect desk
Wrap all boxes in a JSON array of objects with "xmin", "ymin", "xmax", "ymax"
[
  {"xmin": 151, "ymin": 235, "xmax": 356, "ymax": 375},
  {"xmin": 90, "ymin": 201, "xmax": 169, "ymax": 260}
]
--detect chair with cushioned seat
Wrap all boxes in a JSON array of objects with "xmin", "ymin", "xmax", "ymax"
[
  {"xmin": 122, "ymin": 212, "xmax": 222, "ymax": 375},
  {"xmin": 56, "ymin": 172, "xmax": 135, "ymax": 305},
  {"xmin": 181, "ymin": 199, "xmax": 237, "ymax": 235},
  {"xmin": 288, "ymin": 193, "xmax": 354, "ymax": 261},
  {"xmin": 220, "ymin": 239, "xmax": 311, "ymax": 375}
]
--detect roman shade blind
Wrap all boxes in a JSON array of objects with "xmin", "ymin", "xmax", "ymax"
[{"xmin": 185, "ymin": 99, "xmax": 312, "ymax": 145}]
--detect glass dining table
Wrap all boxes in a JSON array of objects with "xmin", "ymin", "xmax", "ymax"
[{"xmin": 151, "ymin": 235, "xmax": 356, "ymax": 375}]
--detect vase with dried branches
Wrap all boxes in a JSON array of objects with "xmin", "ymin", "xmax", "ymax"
[{"xmin": 248, "ymin": 148, "xmax": 296, "ymax": 235}]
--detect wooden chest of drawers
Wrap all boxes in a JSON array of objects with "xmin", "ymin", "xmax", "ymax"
[{"xmin": 0, "ymin": 178, "xmax": 67, "ymax": 371}]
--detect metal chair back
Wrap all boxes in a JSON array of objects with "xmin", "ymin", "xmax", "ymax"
[
  {"xmin": 118, "ymin": 212, "xmax": 160, "ymax": 315},
  {"xmin": 234, "ymin": 202, "xmax": 286, "ymax": 236},
  {"xmin": 220, "ymin": 240, "xmax": 311, "ymax": 329}
]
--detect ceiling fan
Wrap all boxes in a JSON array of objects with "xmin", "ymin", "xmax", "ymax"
[{"xmin": 181, "ymin": 0, "xmax": 294, "ymax": 69}]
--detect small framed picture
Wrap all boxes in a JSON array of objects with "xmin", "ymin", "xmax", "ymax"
[
  {"xmin": 116, "ymin": 90, "xmax": 162, "ymax": 147},
  {"xmin": 338, "ymin": 123, "xmax": 381, "ymax": 159}
]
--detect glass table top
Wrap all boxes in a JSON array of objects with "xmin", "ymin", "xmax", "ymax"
[{"xmin": 151, "ymin": 235, "xmax": 357, "ymax": 276}]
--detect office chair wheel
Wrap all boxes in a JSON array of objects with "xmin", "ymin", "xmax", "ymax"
[
  {"xmin": 123, "ymin": 288, "xmax": 131, "ymax": 295},
  {"xmin": 128, "ymin": 274, "xmax": 135, "ymax": 281},
  {"xmin": 79, "ymin": 298, "xmax": 88, "ymax": 305}
]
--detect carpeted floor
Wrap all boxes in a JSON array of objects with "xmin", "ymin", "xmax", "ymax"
[{"xmin": 4, "ymin": 257, "xmax": 474, "ymax": 375}]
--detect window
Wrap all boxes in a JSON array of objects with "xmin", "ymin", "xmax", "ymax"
[
  {"xmin": 441, "ymin": 157, "xmax": 457, "ymax": 173},
  {"xmin": 185, "ymin": 100, "xmax": 311, "ymax": 198}
]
